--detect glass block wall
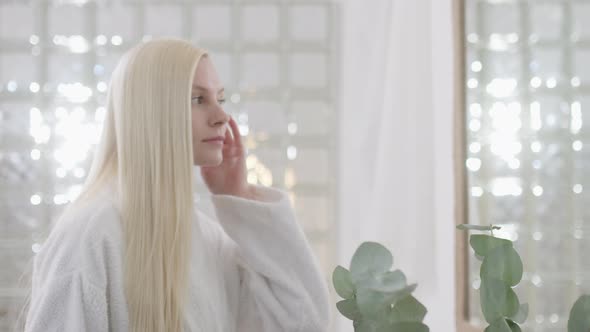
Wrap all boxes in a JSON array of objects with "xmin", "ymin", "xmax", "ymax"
[
  {"xmin": 464, "ymin": 0, "xmax": 590, "ymax": 331},
  {"xmin": 0, "ymin": 0, "xmax": 339, "ymax": 329}
]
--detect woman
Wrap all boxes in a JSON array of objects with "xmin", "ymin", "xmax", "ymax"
[{"xmin": 24, "ymin": 39, "xmax": 330, "ymax": 332}]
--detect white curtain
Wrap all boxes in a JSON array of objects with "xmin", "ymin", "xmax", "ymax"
[{"xmin": 337, "ymin": 0, "xmax": 456, "ymax": 330}]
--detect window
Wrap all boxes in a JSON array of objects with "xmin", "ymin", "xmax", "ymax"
[
  {"xmin": 458, "ymin": 0, "xmax": 590, "ymax": 331},
  {"xmin": 0, "ymin": 1, "xmax": 339, "ymax": 329}
]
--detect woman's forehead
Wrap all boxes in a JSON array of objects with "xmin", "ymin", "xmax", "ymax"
[
  {"xmin": 192, "ymin": 85, "xmax": 225, "ymax": 94},
  {"xmin": 192, "ymin": 57, "xmax": 223, "ymax": 91}
]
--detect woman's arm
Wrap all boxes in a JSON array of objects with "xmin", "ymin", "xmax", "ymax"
[
  {"xmin": 25, "ymin": 269, "xmax": 109, "ymax": 331},
  {"xmin": 24, "ymin": 202, "xmax": 123, "ymax": 332},
  {"xmin": 211, "ymin": 184, "xmax": 331, "ymax": 332}
]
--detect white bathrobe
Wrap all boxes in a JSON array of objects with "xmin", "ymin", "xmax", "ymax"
[{"xmin": 24, "ymin": 183, "xmax": 331, "ymax": 332}]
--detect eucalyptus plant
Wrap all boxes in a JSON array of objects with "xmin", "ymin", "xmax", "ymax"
[
  {"xmin": 332, "ymin": 241, "xmax": 429, "ymax": 332},
  {"xmin": 457, "ymin": 224, "xmax": 528, "ymax": 332},
  {"xmin": 568, "ymin": 295, "xmax": 590, "ymax": 332},
  {"xmin": 331, "ymin": 228, "xmax": 588, "ymax": 332}
]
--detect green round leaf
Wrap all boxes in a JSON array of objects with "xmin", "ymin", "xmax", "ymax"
[
  {"xmin": 353, "ymin": 319, "xmax": 375, "ymax": 332},
  {"xmin": 389, "ymin": 295, "xmax": 427, "ymax": 323},
  {"xmin": 350, "ymin": 242, "xmax": 393, "ymax": 282},
  {"xmin": 353, "ymin": 319, "xmax": 390, "ymax": 332},
  {"xmin": 480, "ymin": 278, "xmax": 520, "ymax": 324},
  {"xmin": 390, "ymin": 322, "xmax": 429, "ymax": 332},
  {"xmin": 333, "ymin": 265, "xmax": 355, "ymax": 299},
  {"xmin": 355, "ymin": 287, "xmax": 390, "ymax": 320},
  {"xmin": 568, "ymin": 295, "xmax": 590, "ymax": 332},
  {"xmin": 365, "ymin": 270, "xmax": 407, "ymax": 293},
  {"xmin": 470, "ymin": 234, "xmax": 512, "ymax": 258},
  {"xmin": 510, "ymin": 303, "xmax": 528, "ymax": 325},
  {"xmin": 484, "ymin": 318, "xmax": 511, "ymax": 332},
  {"xmin": 481, "ymin": 245, "xmax": 523, "ymax": 287},
  {"xmin": 506, "ymin": 319, "xmax": 522, "ymax": 332},
  {"xmin": 336, "ymin": 299, "xmax": 361, "ymax": 321},
  {"xmin": 356, "ymin": 284, "xmax": 417, "ymax": 320}
]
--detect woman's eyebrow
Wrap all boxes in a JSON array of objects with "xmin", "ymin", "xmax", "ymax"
[{"xmin": 192, "ymin": 85, "xmax": 224, "ymax": 93}]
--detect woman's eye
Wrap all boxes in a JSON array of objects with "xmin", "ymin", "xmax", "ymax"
[{"xmin": 191, "ymin": 97, "xmax": 226, "ymax": 105}]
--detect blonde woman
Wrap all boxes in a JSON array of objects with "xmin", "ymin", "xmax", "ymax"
[{"xmin": 23, "ymin": 39, "xmax": 330, "ymax": 332}]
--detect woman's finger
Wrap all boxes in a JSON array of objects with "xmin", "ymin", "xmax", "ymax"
[
  {"xmin": 228, "ymin": 117, "xmax": 243, "ymax": 146},
  {"xmin": 223, "ymin": 122, "xmax": 234, "ymax": 145}
]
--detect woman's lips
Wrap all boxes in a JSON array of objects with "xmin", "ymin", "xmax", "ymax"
[
  {"xmin": 202, "ymin": 136, "xmax": 224, "ymax": 142},
  {"xmin": 202, "ymin": 137, "xmax": 224, "ymax": 146}
]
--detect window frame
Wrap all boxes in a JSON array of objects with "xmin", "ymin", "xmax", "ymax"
[{"xmin": 453, "ymin": 0, "xmax": 480, "ymax": 331}]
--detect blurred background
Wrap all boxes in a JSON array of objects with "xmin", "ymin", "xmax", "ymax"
[
  {"xmin": 464, "ymin": 0, "xmax": 590, "ymax": 331},
  {"xmin": 0, "ymin": 0, "xmax": 337, "ymax": 329},
  {"xmin": 1, "ymin": 0, "xmax": 455, "ymax": 331},
  {"xmin": 4, "ymin": 0, "xmax": 587, "ymax": 331}
]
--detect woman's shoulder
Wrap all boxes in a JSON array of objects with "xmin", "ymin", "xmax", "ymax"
[
  {"xmin": 51, "ymin": 184, "xmax": 122, "ymax": 247},
  {"xmin": 33, "ymin": 184, "xmax": 123, "ymax": 287}
]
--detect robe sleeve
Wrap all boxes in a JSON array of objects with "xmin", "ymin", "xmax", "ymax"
[
  {"xmin": 25, "ymin": 270, "xmax": 108, "ymax": 332},
  {"xmin": 211, "ymin": 184, "xmax": 331, "ymax": 332}
]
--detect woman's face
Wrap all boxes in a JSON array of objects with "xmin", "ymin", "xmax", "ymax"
[{"xmin": 191, "ymin": 56, "xmax": 229, "ymax": 166}]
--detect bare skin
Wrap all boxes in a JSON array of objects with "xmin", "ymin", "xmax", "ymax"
[{"xmin": 191, "ymin": 56, "xmax": 254, "ymax": 199}]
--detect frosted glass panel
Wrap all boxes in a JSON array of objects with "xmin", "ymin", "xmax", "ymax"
[
  {"xmin": 0, "ymin": 1, "xmax": 339, "ymax": 330},
  {"xmin": 289, "ymin": 5, "xmax": 328, "ymax": 41},
  {"xmin": 290, "ymin": 53, "xmax": 327, "ymax": 88},
  {"xmin": 193, "ymin": 5, "xmax": 232, "ymax": 41},
  {"xmin": 241, "ymin": 5, "xmax": 280, "ymax": 43},
  {"xmin": 240, "ymin": 53, "xmax": 280, "ymax": 89},
  {"xmin": 0, "ymin": 3, "xmax": 33, "ymax": 39},
  {"xmin": 144, "ymin": 6, "xmax": 183, "ymax": 37},
  {"xmin": 464, "ymin": 0, "xmax": 590, "ymax": 330}
]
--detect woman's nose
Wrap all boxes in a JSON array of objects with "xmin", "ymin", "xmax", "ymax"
[{"xmin": 210, "ymin": 104, "xmax": 229, "ymax": 127}]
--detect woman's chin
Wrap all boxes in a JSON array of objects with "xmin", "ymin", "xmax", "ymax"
[{"xmin": 195, "ymin": 156, "xmax": 223, "ymax": 167}]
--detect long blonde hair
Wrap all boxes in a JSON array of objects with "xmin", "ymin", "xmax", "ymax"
[
  {"xmin": 88, "ymin": 39, "xmax": 217, "ymax": 331},
  {"xmin": 20, "ymin": 39, "xmax": 227, "ymax": 332}
]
